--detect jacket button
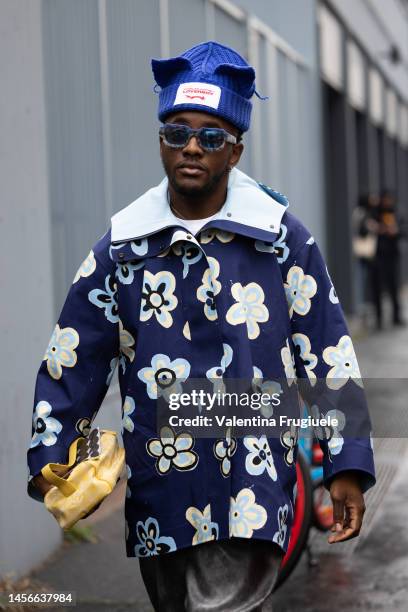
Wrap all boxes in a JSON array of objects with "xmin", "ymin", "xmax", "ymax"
[
  {"xmin": 118, "ymin": 252, "xmax": 125, "ymax": 259},
  {"xmin": 269, "ymin": 224, "xmax": 275, "ymax": 229},
  {"xmin": 186, "ymin": 234, "xmax": 193, "ymax": 240},
  {"xmin": 227, "ymin": 212, "xmax": 232, "ymax": 217}
]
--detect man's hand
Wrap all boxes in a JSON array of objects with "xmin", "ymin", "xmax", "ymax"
[
  {"xmin": 328, "ymin": 471, "xmax": 366, "ymax": 544},
  {"xmin": 32, "ymin": 474, "xmax": 54, "ymax": 497}
]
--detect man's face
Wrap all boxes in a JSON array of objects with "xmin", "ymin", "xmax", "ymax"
[{"xmin": 159, "ymin": 110, "xmax": 243, "ymax": 197}]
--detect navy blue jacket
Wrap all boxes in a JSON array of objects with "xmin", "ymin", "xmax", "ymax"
[{"xmin": 27, "ymin": 168, "xmax": 375, "ymax": 557}]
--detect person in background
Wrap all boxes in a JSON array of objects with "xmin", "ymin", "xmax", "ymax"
[
  {"xmin": 371, "ymin": 190, "xmax": 406, "ymax": 329},
  {"xmin": 352, "ymin": 193, "xmax": 380, "ymax": 326}
]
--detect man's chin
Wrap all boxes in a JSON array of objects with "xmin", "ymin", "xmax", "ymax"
[{"xmin": 171, "ymin": 178, "xmax": 210, "ymax": 197}]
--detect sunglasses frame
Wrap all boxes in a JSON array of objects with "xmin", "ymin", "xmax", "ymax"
[{"xmin": 159, "ymin": 123, "xmax": 237, "ymax": 152}]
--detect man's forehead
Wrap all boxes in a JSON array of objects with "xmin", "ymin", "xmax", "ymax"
[{"xmin": 164, "ymin": 110, "xmax": 237, "ymax": 132}]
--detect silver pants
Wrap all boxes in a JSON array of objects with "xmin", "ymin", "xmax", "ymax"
[{"xmin": 139, "ymin": 537, "xmax": 284, "ymax": 612}]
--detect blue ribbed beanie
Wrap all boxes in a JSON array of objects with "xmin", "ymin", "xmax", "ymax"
[{"xmin": 151, "ymin": 41, "xmax": 256, "ymax": 133}]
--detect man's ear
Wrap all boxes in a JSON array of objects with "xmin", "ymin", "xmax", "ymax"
[{"xmin": 229, "ymin": 142, "xmax": 244, "ymax": 169}]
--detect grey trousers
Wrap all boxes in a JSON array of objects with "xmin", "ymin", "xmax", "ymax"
[{"xmin": 139, "ymin": 537, "xmax": 284, "ymax": 612}]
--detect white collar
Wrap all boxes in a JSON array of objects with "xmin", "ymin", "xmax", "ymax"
[{"xmin": 111, "ymin": 167, "xmax": 288, "ymax": 243}]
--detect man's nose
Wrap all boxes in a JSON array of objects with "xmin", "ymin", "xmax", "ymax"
[{"xmin": 182, "ymin": 134, "xmax": 203, "ymax": 155}]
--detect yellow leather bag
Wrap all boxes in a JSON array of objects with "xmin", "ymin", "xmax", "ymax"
[{"xmin": 41, "ymin": 428, "xmax": 125, "ymax": 529}]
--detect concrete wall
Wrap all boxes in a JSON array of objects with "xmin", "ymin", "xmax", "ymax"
[
  {"xmin": 235, "ymin": 0, "xmax": 317, "ymax": 64},
  {"xmin": 0, "ymin": 0, "xmax": 61, "ymax": 579},
  {"xmin": 236, "ymin": 0, "xmax": 326, "ymax": 250},
  {"xmin": 328, "ymin": 0, "xmax": 408, "ymax": 100}
]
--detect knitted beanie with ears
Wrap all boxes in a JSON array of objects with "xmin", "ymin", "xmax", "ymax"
[{"xmin": 151, "ymin": 41, "xmax": 257, "ymax": 133}]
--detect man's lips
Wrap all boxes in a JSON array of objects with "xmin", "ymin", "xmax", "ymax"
[{"xmin": 176, "ymin": 164, "xmax": 207, "ymax": 177}]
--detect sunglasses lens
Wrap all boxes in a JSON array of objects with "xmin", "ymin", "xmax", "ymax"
[
  {"xmin": 200, "ymin": 128, "xmax": 225, "ymax": 151},
  {"xmin": 163, "ymin": 125, "xmax": 189, "ymax": 146}
]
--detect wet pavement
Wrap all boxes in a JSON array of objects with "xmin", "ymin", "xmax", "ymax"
[
  {"xmin": 4, "ymin": 304, "xmax": 408, "ymax": 611},
  {"xmin": 273, "ymin": 439, "xmax": 408, "ymax": 611}
]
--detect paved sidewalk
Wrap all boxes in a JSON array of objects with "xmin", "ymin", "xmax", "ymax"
[{"xmin": 7, "ymin": 305, "xmax": 408, "ymax": 612}]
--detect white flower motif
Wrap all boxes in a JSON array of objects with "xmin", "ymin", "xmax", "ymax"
[
  {"xmin": 43, "ymin": 324, "xmax": 79, "ymax": 380},
  {"xmin": 88, "ymin": 274, "xmax": 119, "ymax": 323},
  {"xmin": 311, "ymin": 406, "xmax": 346, "ymax": 457},
  {"xmin": 213, "ymin": 428, "xmax": 237, "ymax": 477},
  {"xmin": 134, "ymin": 517, "xmax": 176, "ymax": 556},
  {"xmin": 200, "ymin": 229, "xmax": 234, "ymax": 244},
  {"xmin": 73, "ymin": 250, "xmax": 96, "ymax": 283},
  {"xmin": 122, "ymin": 396, "xmax": 135, "ymax": 433},
  {"xmin": 254, "ymin": 240, "xmax": 275, "ymax": 254},
  {"xmin": 280, "ymin": 424, "xmax": 298, "ymax": 466},
  {"xmin": 255, "ymin": 223, "xmax": 289, "ymax": 264},
  {"xmin": 186, "ymin": 504, "xmax": 219, "ymax": 545},
  {"xmin": 292, "ymin": 333, "xmax": 317, "ymax": 385},
  {"xmin": 182, "ymin": 321, "xmax": 191, "ymax": 340},
  {"xmin": 109, "ymin": 238, "xmax": 148, "ymax": 261},
  {"xmin": 326, "ymin": 266, "xmax": 339, "ymax": 304},
  {"xmin": 322, "ymin": 335, "xmax": 363, "ymax": 390},
  {"xmin": 126, "ymin": 464, "xmax": 132, "ymax": 498},
  {"xmin": 106, "ymin": 356, "xmax": 119, "ymax": 385},
  {"xmin": 273, "ymin": 504, "xmax": 289, "ymax": 547},
  {"xmin": 206, "ymin": 343, "xmax": 233, "ymax": 395},
  {"xmin": 244, "ymin": 435, "xmax": 277, "ymax": 481},
  {"xmin": 30, "ymin": 401, "xmax": 62, "ymax": 448},
  {"xmin": 252, "ymin": 366, "xmax": 283, "ymax": 417},
  {"xmin": 119, "ymin": 319, "xmax": 135, "ymax": 373},
  {"xmin": 226, "ymin": 282, "xmax": 269, "ymax": 340},
  {"xmin": 281, "ymin": 339, "xmax": 296, "ymax": 385},
  {"xmin": 75, "ymin": 410, "xmax": 97, "ymax": 437},
  {"xmin": 140, "ymin": 270, "xmax": 178, "ymax": 328},
  {"xmin": 229, "ymin": 488, "xmax": 267, "ymax": 538},
  {"xmin": 137, "ymin": 353, "xmax": 191, "ymax": 401},
  {"xmin": 146, "ymin": 426, "xmax": 198, "ymax": 475},
  {"xmin": 172, "ymin": 243, "xmax": 203, "ymax": 278},
  {"xmin": 196, "ymin": 257, "xmax": 222, "ymax": 321},
  {"xmin": 284, "ymin": 265, "xmax": 317, "ymax": 317},
  {"xmin": 115, "ymin": 259, "xmax": 145, "ymax": 285}
]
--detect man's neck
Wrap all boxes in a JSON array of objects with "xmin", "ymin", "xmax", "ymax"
[{"xmin": 168, "ymin": 183, "xmax": 228, "ymax": 220}]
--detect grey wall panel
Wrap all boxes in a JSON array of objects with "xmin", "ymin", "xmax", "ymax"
[
  {"xmin": 255, "ymin": 35, "xmax": 271, "ymax": 184},
  {"xmin": 42, "ymin": 0, "xmax": 107, "ymax": 312},
  {"xmin": 285, "ymin": 59, "xmax": 303, "ymax": 210},
  {"xmin": 294, "ymin": 65, "xmax": 326, "ymax": 248},
  {"xmin": 276, "ymin": 53, "xmax": 292, "ymax": 199},
  {"xmin": 105, "ymin": 0, "xmax": 163, "ymax": 214},
  {"xmin": 235, "ymin": 0, "xmax": 317, "ymax": 65},
  {"xmin": 0, "ymin": 0, "xmax": 61, "ymax": 579},
  {"xmin": 329, "ymin": 0, "xmax": 408, "ymax": 101},
  {"xmin": 168, "ymin": 0, "xmax": 207, "ymax": 54},
  {"xmin": 214, "ymin": 5, "xmax": 247, "ymax": 57},
  {"xmin": 274, "ymin": 54, "xmax": 325, "ymax": 242}
]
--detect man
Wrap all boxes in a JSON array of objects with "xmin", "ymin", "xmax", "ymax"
[
  {"xmin": 28, "ymin": 42, "xmax": 375, "ymax": 611},
  {"xmin": 371, "ymin": 190, "xmax": 406, "ymax": 329}
]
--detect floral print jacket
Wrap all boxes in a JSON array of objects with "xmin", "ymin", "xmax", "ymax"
[{"xmin": 27, "ymin": 168, "xmax": 375, "ymax": 557}]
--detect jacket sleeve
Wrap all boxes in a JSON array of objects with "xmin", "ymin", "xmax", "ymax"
[
  {"xmin": 284, "ymin": 237, "xmax": 376, "ymax": 493},
  {"xmin": 27, "ymin": 232, "xmax": 120, "ymax": 501}
]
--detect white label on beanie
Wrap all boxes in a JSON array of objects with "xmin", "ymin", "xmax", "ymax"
[{"xmin": 173, "ymin": 82, "xmax": 221, "ymax": 109}]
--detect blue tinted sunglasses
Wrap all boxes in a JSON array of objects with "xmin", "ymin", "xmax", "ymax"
[{"xmin": 159, "ymin": 123, "xmax": 238, "ymax": 152}]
